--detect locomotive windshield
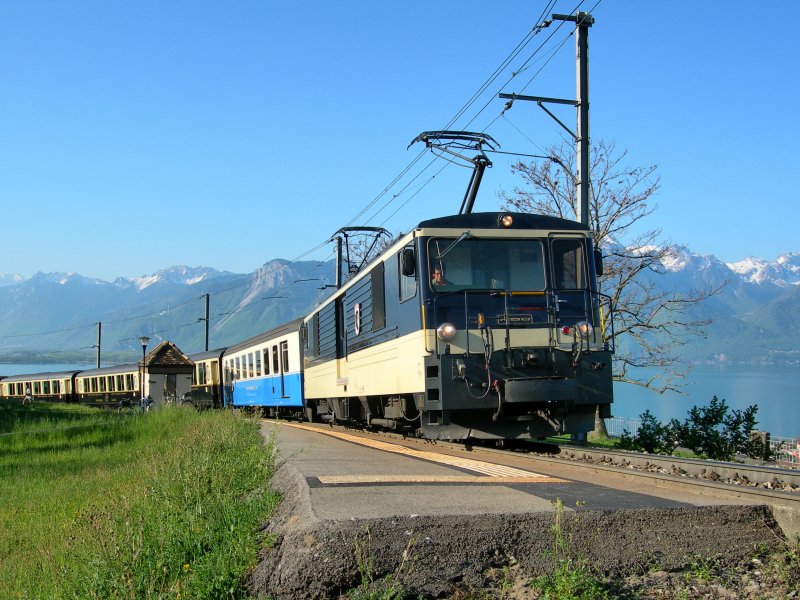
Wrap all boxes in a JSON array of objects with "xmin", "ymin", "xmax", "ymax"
[
  {"xmin": 428, "ymin": 236, "xmax": 594, "ymax": 293},
  {"xmin": 428, "ymin": 238, "xmax": 546, "ymax": 292}
]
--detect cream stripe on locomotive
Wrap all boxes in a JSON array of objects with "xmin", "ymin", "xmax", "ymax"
[
  {"xmin": 316, "ymin": 475, "xmax": 565, "ymax": 484},
  {"xmin": 304, "ymin": 329, "xmax": 427, "ymax": 399}
]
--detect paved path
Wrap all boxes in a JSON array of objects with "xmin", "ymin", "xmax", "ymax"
[{"xmin": 266, "ymin": 421, "xmax": 700, "ymax": 518}]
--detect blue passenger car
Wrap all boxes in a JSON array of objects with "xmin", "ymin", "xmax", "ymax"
[{"xmin": 221, "ymin": 318, "xmax": 305, "ymax": 413}]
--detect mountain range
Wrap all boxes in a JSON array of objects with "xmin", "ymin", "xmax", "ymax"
[
  {"xmin": 0, "ymin": 260, "xmax": 336, "ymax": 364},
  {"xmin": 1, "ymin": 249, "xmax": 798, "ymax": 365}
]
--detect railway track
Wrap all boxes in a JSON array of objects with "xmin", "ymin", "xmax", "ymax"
[{"xmin": 529, "ymin": 442, "xmax": 800, "ymax": 490}]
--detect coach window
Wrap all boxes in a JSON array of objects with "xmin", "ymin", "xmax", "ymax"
[
  {"xmin": 43, "ymin": 381, "xmax": 51, "ymax": 394},
  {"xmin": 262, "ymin": 349, "xmax": 270, "ymax": 375},
  {"xmin": 235, "ymin": 357, "xmax": 241, "ymax": 380},
  {"xmin": 281, "ymin": 341, "xmax": 289, "ymax": 372},
  {"xmin": 272, "ymin": 345, "xmax": 279, "ymax": 374},
  {"xmin": 54, "ymin": 381, "xmax": 61, "ymax": 394},
  {"xmin": 210, "ymin": 360, "xmax": 219, "ymax": 383},
  {"xmin": 255, "ymin": 351, "xmax": 262, "ymax": 377},
  {"xmin": 248, "ymin": 353, "xmax": 255, "ymax": 378}
]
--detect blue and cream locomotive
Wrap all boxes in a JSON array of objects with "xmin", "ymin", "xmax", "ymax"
[{"xmin": 302, "ymin": 211, "xmax": 613, "ymax": 440}]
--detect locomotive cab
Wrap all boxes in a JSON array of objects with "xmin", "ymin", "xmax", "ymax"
[{"xmin": 417, "ymin": 212, "xmax": 614, "ymax": 440}]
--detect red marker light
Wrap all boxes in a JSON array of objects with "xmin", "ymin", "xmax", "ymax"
[{"xmin": 562, "ymin": 326, "xmax": 571, "ymax": 335}]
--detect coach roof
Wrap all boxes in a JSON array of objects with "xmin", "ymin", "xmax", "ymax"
[
  {"xmin": 2, "ymin": 370, "xmax": 81, "ymax": 382},
  {"xmin": 225, "ymin": 318, "xmax": 305, "ymax": 355}
]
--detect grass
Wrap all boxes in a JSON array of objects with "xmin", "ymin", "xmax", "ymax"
[{"xmin": 0, "ymin": 399, "xmax": 279, "ymax": 599}]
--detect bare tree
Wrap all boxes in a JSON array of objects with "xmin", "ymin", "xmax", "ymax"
[{"xmin": 501, "ymin": 138, "xmax": 719, "ymax": 394}]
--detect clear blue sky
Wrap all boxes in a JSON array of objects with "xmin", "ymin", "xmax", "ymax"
[{"xmin": 1, "ymin": 1, "xmax": 796, "ymax": 281}]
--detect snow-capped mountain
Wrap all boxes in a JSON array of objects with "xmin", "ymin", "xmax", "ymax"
[
  {"xmin": 0, "ymin": 273, "xmax": 25, "ymax": 287},
  {"xmin": 114, "ymin": 266, "xmax": 235, "ymax": 291},
  {"xmin": 27, "ymin": 272, "xmax": 107, "ymax": 286},
  {"xmin": 726, "ymin": 253, "xmax": 800, "ymax": 286}
]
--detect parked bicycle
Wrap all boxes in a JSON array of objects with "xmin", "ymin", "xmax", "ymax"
[
  {"xmin": 117, "ymin": 397, "xmax": 135, "ymax": 414},
  {"xmin": 165, "ymin": 393, "xmax": 194, "ymax": 409}
]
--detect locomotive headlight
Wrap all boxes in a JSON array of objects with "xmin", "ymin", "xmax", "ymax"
[
  {"xmin": 575, "ymin": 321, "xmax": 593, "ymax": 339},
  {"xmin": 499, "ymin": 214, "xmax": 514, "ymax": 228},
  {"xmin": 436, "ymin": 322, "xmax": 457, "ymax": 341}
]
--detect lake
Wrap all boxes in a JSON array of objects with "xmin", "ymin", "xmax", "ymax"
[
  {"xmin": 612, "ymin": 364, "xmax": 800, "ymax": 439},
  {"xmin": 0, "ymin": 362, "xmax": 101, "ymax": 376},
  {"xmin": 2, "ymin": 362, "xmax": 798, "ymax": 438}
]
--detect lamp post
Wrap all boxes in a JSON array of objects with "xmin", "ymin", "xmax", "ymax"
[{"xmin": 139, "ymin": 336, "xmax": 150, "ymax": 407}]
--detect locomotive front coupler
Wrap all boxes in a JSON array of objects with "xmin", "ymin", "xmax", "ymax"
[{"xmin": 491, "ymin": 378, "xmax": 505, "ymax": 421}]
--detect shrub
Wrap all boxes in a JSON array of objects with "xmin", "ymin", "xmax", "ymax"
[
  {"xmin": 619, "ymin": 398, "xmax": 764, "ymax": 462},
  {"xmin": 619, "ymin": 410, "xmax": 672, "ymax": 454},
  {"xmin": 670, "ymin": 396, "xmax": 761, "ymax": 461}
]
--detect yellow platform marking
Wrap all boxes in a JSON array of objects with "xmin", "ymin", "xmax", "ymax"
[
  {"xmin": 317, "ymin": 474, "xmax": 564, "ymax": 484},
  {"xmin": 282, "ymin": 422, "xmax": 568, "ymax": 484}
]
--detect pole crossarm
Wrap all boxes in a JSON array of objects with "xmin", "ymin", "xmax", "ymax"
[
  {"xmin": 499, "ymin": 94, "xmax": 578, "ymax": 143},
  {"xmin": 499, "ymin": 93, "xmax": 577, "ymax": 106},
  {"xmin": 552, "ymin": 12, "xmax": 595, "ymax": 26}
]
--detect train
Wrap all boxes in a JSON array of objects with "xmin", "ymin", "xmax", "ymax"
[{"xmin": 0, "ymin": 211, "xmax": 614, "ymax": 440}]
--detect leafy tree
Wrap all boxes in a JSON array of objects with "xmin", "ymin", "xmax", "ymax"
[{"xmin": 500, "ymin": 138, "xmax": 720, "ymax": 393}]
